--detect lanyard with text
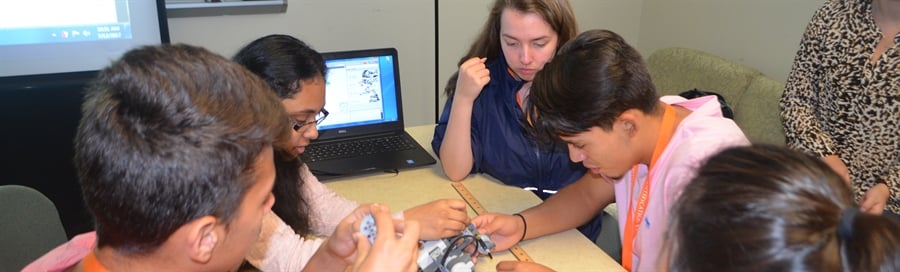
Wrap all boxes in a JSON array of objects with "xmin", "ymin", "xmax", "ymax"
[
  {"xmin": 82, "ymin": 249, "xmax": 111, "ymax": 272},
  {"xmin": 621, "ymin": 104, "xmax": 676, "ymax": 271}
]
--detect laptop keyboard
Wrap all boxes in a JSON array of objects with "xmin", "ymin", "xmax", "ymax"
[{"xmin": 303, "ymin": 135, "xmax": 418, "ymax": 162}]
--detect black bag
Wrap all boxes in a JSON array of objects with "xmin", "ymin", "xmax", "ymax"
[{"xmin": 678, "ymin": 88, "xmax": 734, "ymax": 119}]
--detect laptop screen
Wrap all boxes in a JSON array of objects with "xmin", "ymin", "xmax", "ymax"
[{"xmin": 318, "ymin": 52, "xmax": 400, "ymax": 131}]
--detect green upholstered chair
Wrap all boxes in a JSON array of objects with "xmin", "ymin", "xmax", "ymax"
[
  {"xmin": 646, "ymin": 47, "xmax": 786, "ymax": 145},
  {"xmin": 0, "ymin": 185, "xmax": 68, "ymax": 271}
]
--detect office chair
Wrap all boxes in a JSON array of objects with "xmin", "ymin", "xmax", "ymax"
[{"xmin": 0, "ymin": 185, "xmax": 68, "ymax": 271}]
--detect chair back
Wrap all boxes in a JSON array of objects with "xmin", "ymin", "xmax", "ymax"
[{"xmin": 0, "ymin": 185, "xmax": 68, "ymax": 271}]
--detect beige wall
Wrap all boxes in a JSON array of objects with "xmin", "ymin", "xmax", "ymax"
[
  {"xmin": 167, "ymin": 0, "xmax": 436, "ymax": 126},
  {"xmin": 638, "ymin": 0, "xmax": 822, "ymax": 81},
  {"xmin": 167, "ymin": 0, "xmax": 823, "ymax": 126}
]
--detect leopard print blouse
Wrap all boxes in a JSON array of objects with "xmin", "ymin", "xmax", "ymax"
[{"xmin": 781, "ymin": 0, "xmax": 900, "ymax": 214}]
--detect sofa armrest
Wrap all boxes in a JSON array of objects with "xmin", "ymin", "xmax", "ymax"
[{"xmin": 734, "ymin": 76, "xmax": 786, "ymax": 144}]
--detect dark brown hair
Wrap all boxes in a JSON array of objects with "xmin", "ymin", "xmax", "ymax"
[
  {"xmin": 526, "ymin": 29, "xmax": 657, "ymax": 143},
  {"xmin": 666, "ymin": 145, "xmax": 900, "ymax": 272},
  {"xmin": 77, "ymin": 44, "xmax": 288, "ymax": 253}
]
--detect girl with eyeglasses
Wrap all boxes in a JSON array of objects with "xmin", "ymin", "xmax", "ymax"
[{"xmin": 233, "ymin": 34, "xmax": 471, "ymax": 271}]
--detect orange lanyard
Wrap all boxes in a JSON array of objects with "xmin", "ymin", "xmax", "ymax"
[
  {"xmin": 82, "ymin": 249, "xmax": 111, "ymax": 272},
  {"xmin": 516, "ymin": 89, "xmax": 524, "ymax": 109},
  {"xmin": 511, "ymin": 67, "xmax": 527, "ymax": 109},
  {"xmin": 621, "ymin": 104, "xmax": 675, "ymax": 271}
]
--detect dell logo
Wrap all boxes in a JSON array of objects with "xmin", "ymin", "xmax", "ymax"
[{"xmin": 338, "ymin": 129, "xmax": 348, "ymax": 134}]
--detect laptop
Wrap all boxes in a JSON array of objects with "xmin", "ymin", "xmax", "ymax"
[{"xmin": 302, "ymin": 48, "xmax": 436, "ymax": 180}]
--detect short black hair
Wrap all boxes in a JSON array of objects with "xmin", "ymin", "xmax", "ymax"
[
  {"xmin": 526, "ymin": 29, "xmax": 657, "ymax": 143},
  {"xmin": 76, "ymin": 44, "xmax": 289, "ymax": 254}
]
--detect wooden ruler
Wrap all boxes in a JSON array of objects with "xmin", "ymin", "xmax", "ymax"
[{"xmin": 450, "ymin": 182, "xmax": 534, "ymax": 262}]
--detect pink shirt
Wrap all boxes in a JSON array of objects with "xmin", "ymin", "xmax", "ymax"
[
  {"xmin": 614, "ymin": 95, "xmax": 749, "ymax": 271},
  {"xmin": 247, "ymin": 164, "xmax": 359, "ymax": 270},
  {"xmin": 25, "ymin": 164, "xmax": 371, "ymax": 272},
  {"xmin": 22, "ymin": 232, "xmax": 95, "ymax": 272}
]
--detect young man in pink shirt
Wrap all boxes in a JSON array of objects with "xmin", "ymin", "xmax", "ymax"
[{"xmin": 472, "ymin": 29, "xmax": 749, "ymax": 272}]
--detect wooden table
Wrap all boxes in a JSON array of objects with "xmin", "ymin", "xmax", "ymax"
[{"xmin": 325, "ymin": 125, "xmax": 624, "ymax": 271}]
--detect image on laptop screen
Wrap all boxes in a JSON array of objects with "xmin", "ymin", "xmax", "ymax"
[
  {"xmin": 303, "ymin": 48, "xmax": 436, "ymax": 179},
  {"xmin": 318, "ymin": 54, "xmax": 399, "ymax": 130}
]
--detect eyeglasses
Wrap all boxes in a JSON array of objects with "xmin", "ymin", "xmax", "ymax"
[{"xmin": 290, "ymin": 109, "xmax": 329, "ymax": 132}]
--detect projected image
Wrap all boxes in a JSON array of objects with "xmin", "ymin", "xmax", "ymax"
[
  {"xmin": 0, "ymin": 0, "xmax": 133, "ymax": 46},
  {"xmin": 0, "ymin": 0, "xmax": 161, "ymax": 78}
]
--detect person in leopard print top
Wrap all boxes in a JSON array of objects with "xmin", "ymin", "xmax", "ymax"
[{"xmin": 781, "ymin": 0, "xmax": 900, "ymax": 217}]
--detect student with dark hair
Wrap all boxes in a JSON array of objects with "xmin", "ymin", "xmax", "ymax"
[
  {"xmin": 234, "ymin": 34, "xmax": 325, "ymax": 238},
  {"xmin": 24, "ymin": 44, "xmax": 420, "ymax": 272},
  {"xmin": 473, "ymin": 29, "xmax": 749, "ymax": 271},
  {"xmin": 232, "ymin": 34, "xmax": 470, "ymax": 270},
  {"xmin": 664, "ymin": 145, "xmax": 900, "ymax": 272}
]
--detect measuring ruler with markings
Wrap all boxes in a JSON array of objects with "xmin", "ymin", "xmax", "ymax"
[{"xmin": 450, "ymin": 182, "xmax": 534, "ymax": 262}]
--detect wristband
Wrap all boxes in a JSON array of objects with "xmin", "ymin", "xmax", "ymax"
[{"xmin": 513, "ymin": 213, "xmax": 527, "ymax": 243}]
